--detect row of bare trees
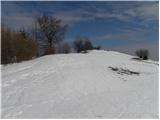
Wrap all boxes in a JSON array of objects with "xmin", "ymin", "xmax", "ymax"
[
  {"xmin": 35, "ymin": 15, "xmax": 98, "ymax": 55},
  {"xmin": 2, "ymin": 15, "xmax": 99, "ymax": 64},
  {"xmin": 1, "ymin": 25, "xmax": 38, "ymax": 64},
  {"xmin": 2, "ymin": 15, "xmax": 70, "ymax": 64},
  {"xmin": 2, "ymin": 14, "xmax": 148, "ymax": 64}
]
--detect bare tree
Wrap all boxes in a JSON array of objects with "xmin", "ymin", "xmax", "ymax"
[
  {"xmin": 73, "ymin": 37, "xmax": 84, "ymax": 53},
  {"xmin": 36, "ymin": 15, "xmax": 68, "ymax": 55},
  {"xmin": 73, "ymin": 36, "xmax": 93, "ymax": 53},
  {"xmin": 83, "ymin": 39, "xmax": 93, "ymax": 52}
]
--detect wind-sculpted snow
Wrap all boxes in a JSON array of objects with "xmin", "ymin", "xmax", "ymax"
[{"xmin": 1, "ymin": 50, "xmax": 158, "ymax": 118}]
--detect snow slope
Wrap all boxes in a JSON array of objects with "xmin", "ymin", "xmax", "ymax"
[{"xmin": 1, "ymin": 50, "xmax": 159, "ymax": 118}]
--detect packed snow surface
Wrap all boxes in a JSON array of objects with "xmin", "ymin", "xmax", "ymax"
[{"xmin": 1, "ymin": 50, "xmax": 158, "ymax": 118}]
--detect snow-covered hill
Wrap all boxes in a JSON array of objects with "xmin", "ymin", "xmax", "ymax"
[{"xmin": 1, "ymin": 50, "xmax": 158, "ymax": 118}]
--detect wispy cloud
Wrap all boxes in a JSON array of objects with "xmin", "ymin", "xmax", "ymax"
[
  {"xmin": 91, "ymin": 26, "xmax": 148, "ymax": 43},
  {"xmin": 2, "ymin": 1, "xmax": 158, "ymax": 30},
  {"xmin": 124, "ymin": 2, "xmax": 158, "ymax": 21},
  {"xmin": 2, "ymin": 14, "xmax": 36, "ymax": 30}
]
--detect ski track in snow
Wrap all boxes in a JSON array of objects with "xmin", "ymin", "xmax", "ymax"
[{"xmin": 1, "ymin": 50, "xmax": 158, "ymax": 118}]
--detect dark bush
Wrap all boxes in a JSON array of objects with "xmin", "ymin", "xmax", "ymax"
[
  {"xmin": 83, "ymin": 40, "xmax": 93, "ymax": 52},
  {"xmin": 135, "ymin": 49, "xmax": 149, "ymax": 60},
  {"xmin": 94, "ymin": 45, "xmax": 101, "ymax": 50},
  {"xmin": 73, "ymin": 38, "xmax": 84, "ymax": 53},
  {"xmin": 43, "ymin": 46, "xmax": 55, "ymax": 55}
]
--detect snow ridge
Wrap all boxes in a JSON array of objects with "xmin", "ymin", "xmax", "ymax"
[{"xmin": 1, "ymin": 50, "xmax": 158, "ymax": 118}]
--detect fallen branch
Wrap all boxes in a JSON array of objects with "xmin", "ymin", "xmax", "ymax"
[{"xmin": 108, "ymin": 66, "xmax": 140, "ymax": 75}]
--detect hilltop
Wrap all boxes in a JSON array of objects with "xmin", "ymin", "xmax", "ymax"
[{"xmin": 2, "ymin": 50, "xmax": 158, "ymax": 118}]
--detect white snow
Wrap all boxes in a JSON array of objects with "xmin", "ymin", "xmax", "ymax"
[{"xmin": 1, "ymin": 50, "xmax": 158, "ymax": 118}]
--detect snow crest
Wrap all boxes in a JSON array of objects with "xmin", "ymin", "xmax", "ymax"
[{"xmin": 1, "ymin": 50, "xmax": 158, "ymax": 118}]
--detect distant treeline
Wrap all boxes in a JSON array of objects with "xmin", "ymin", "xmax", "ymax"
[
  {"xmin": 1, "ymin": 15, "xmax": 101, "ymax": 64},
  {"xmin": 2, "ymin": 14, "xmax": 148, "ymax": 64}
]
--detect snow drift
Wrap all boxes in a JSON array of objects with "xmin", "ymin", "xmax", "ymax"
[{"xmin": 1, "ymin": 50, "xmax": 158, "ymax": 118}]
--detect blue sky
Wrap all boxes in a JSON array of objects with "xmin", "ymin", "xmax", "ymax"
[{"xmin": 1, "ymin": 1, "xmax": 159, "ymax": 60}]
